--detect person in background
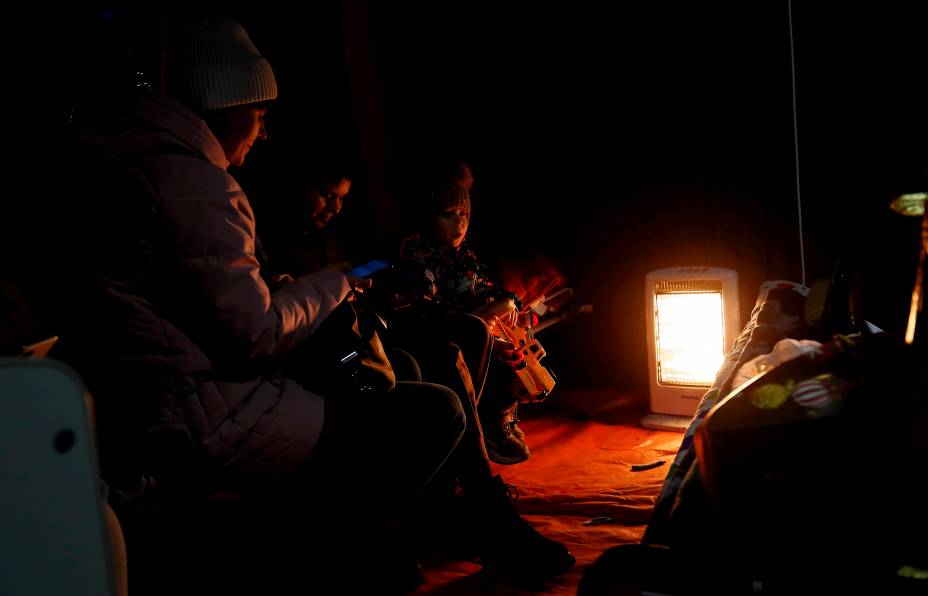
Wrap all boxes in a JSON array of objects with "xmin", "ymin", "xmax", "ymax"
[{"xmin": 257, "ymin": 155, "xmax": 356, "ymax": 280}]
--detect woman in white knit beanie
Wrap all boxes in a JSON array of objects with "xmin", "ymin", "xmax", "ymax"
[{"xmin": 167, "ymin": 16, "xmax": 278, "ymax": 166}]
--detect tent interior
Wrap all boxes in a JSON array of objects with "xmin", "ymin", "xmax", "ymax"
[{"xmin": 4, "ymin": 2, "xmax": 927, "ymax": 594}]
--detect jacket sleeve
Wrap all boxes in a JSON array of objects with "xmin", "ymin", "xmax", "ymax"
[{"xmin": 165, "ymin": 165, "xmax": 351, "ymax": 360}]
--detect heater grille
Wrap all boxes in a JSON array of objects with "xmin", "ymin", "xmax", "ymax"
[
  {"xmin": 655, "ymin": 280, "xmax": 723, "ymax": 294},
  {"xmin": 653, "ymin": 286, "xmax": 726, "ymax": 387},
  {"xmin": 658, "ymin": 367, "xmax": 713, "ymax": 387}
]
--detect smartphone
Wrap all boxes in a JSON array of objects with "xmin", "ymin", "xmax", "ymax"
[{"xmin": 348, "ymin": 259, "xmax": 390, "ymax": 278}]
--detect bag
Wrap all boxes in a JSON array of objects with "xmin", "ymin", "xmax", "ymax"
[
  {"xmin": 691, "ymin": 333, "xmax": 928, "ymax": 588},
  {"xmin": 288, "ymin": 294, "xmax": 396, "ymax": 397}
]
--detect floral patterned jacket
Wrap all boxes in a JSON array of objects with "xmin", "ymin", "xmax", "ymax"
[{"xmin": 400, "ymin": 236, "xmax": 519, "ymax": 315}]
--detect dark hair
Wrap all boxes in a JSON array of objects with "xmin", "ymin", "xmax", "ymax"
[
  {"xmin": 272, "ymin": 148, "xmax": 358, "ymax": 192},
  {"xmin": 432, "ymin": 159, "xmax": 472, "ymax": 186},
  {"xmin": 391, "ymin": 153, "xmax": 475, "ymax": 234},
  {"xmin": 422, "ymin": 157, "xmax": 473, "ymax": 194},
  {"xmin": 401, "ymin": 183, "xmax": 470, "ymax": 236}
]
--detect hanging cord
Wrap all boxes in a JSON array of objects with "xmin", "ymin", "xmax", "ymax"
[{"xmin": 788, "ymin": 0, "xmax": 807, "ymax": 286}]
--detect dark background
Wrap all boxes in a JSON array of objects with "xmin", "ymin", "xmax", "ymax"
[{"xmin": 12, "ymin": 1, "xmax": 927, "ymax": 404}]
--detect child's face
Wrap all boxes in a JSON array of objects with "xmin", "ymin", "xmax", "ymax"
[{"xmin": 433, "ymin": 205, "xmax": 469, "ymax": 249}]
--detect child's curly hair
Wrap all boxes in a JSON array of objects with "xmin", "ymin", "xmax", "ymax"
[{"xmin": 395, "ymin": 158, "xmax": 474, "ymax": 234}]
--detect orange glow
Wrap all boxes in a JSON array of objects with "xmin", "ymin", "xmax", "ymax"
[
  {"xmin": 654, "ymin": 291, "xmax": 726, "ymax": 386},
  {"xmin": 499, "ymin": 255, "xmax": 565, "ymax": 307}
]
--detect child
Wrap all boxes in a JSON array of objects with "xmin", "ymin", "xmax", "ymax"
[{"xmin": 395, "ymin": 172, "xmax": 532, "ymax": 465}]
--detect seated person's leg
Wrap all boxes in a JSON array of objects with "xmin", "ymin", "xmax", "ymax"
[
  {"xmin": 286, "ymin": 380, "xmax": 465, "ymax": 592},
  {"xmin": 407, "ymin": 345, "xmax": 575, "ymax": 582},
  {"xmin": 387, "ymin": 347, "xmax": 422, "ymax": 382},
  {"xmin": 442, "ymin": 313, "xmax": 494, "ymax": 398},
  {"xmin": 409, "ymin": 342, "xmax": 491, "ymax": 479},
  {"xmin": 304, "ymin": 380, "xmax": 465, "ymax": 526},
  {"xmin": 442, "ymin": 313, "xmax": 529, "ymax": 465},
  {"xmin": 451, "ymin": 430, "xmax": 576, "ymax": 583},
  {"xmin": 394, "ymin": 312, "xmax": 529, "ymax": 465}
]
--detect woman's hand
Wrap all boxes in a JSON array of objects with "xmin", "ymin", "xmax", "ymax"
[
  {"xmin": 348, "ymin": 276, "xmax": 373, "ymax": 292},
  {"xmin": 328, "ymin": 261, "xmax": 374, "ymax": 294}
]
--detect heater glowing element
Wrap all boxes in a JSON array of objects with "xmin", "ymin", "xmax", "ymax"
[
  {"xmin": 644, "ymin": 268, "xmax": 740, "ymax": 426},
  {"xmin": 654, "ymin": 287, "xmax": 726, "ymax": 387}
]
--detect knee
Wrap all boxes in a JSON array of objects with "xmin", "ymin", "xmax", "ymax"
[
  {"xmin": 459, "ymin": 313, "xmax": 493, "ymax": 342},
  {"xmin": 396, "ymin": 381, "xmax": 467, "ymax": 441},
  {"xmin": 435, "ymin": 383, "xmax": 467, "ymax": 440},
  {"xmin": 387, "ymin": 347, "xmax": 422, "ymax": 382},
  {"xmin": 423, "ymin": 382, "xmax": 467, "ymax": 441}
]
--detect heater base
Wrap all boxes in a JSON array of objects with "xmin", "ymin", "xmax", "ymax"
[{"xmin": 641, "ymin": 413, "xmax": 693, "ymax": 432}]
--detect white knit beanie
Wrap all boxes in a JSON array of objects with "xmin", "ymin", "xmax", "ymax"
[{"xmin": 173, "ymin": 17, "xmax": 278, "ymax": 110}]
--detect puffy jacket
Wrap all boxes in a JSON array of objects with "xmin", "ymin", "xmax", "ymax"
[{"xmin": 60, "ymin": 92, "xmax": 349, "ymax": 491}]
